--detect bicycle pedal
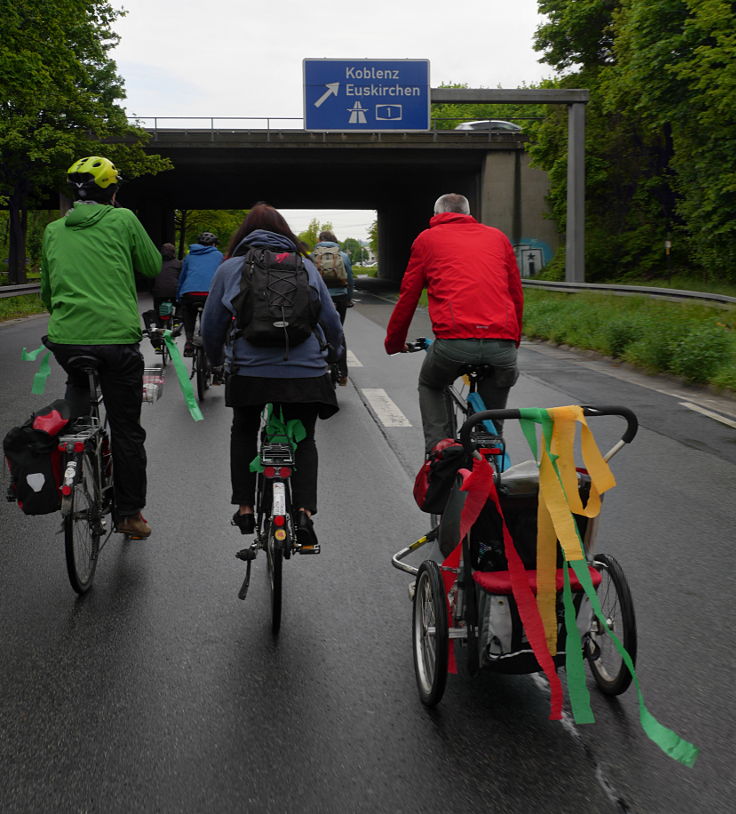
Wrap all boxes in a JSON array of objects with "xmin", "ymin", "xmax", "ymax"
[
  {"xmin": 298, "ymin": 544, "xmax": 321, "ymax": 555},
  {"xmin": 235, "ymin": 547, "xmax": 257, "ymax": 562}
]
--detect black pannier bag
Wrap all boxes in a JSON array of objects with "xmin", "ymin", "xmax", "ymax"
[
  {"xmin": 3, "ymin": 399, "xmax": 71, "ymax": 515},
  {"xmin": 231, "ymin": 247, "xmax": 321, "ymax": 354}
]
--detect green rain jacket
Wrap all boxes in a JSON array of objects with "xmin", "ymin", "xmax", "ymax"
[{"xmin": 41, "ymin": 202, "xmax": 161, "ymax": 344}]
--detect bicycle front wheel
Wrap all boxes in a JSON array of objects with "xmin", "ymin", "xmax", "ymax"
[
  {"xmin": 266, "ymin": 528, "xmax": 283, "ymax": 635},
  {"xmin": 64, "ymin": 453, "xmax": 100, "ymax": 594},
  {"xmin": 413, "ymin": 560, "xmax": 448, "ymax": 706},
  {"xmin": 160, "ymin": 335, "xmax": 170, "ymax": 367}
]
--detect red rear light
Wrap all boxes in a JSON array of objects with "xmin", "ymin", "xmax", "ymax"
[
  {"xmin": 273, "ymin": 515, "xmax": 285, "ymax": 527},
  {"xmin": 61, "ymin": 485, "xmax": 72, "ymax": 496},
  {"xmin": 58, "ymin": 443, "xmax": 66, "ymax": 451},
  {"xmin": 278, "ymin": 467, "xmax": 292, "ymax": 478},
  {"xmin": 73, "ymin": 441, "xmax": 85, "ymax": 453},
  {"xmin": 264, "ymin": 466, "xmax": 276, "ymax": 479}
]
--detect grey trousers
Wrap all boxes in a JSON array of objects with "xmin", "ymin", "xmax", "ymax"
[{"xmin": 418, "ymin": 338, "xmax": 519, "ymax": 452}]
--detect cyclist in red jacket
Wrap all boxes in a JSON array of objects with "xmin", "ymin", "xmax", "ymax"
[{"xmin": 384, "ymin": 193, "xmax": 524, "ymax": 451}]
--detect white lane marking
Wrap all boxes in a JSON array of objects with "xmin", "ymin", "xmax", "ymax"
[
  {"xmin": 362, "ymin": 388, "xmax": 412, "ymax": 427},
  {"xmin": 679, "ymin": 402, "xmax": 736, "ymax": 429},
  {"xmin": 346, "ymin": 350, "xmax": 363, "ymax": 367}
]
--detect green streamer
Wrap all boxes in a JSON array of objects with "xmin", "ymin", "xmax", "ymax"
[
  {"xmin": 569, "ymin": 558, "xmax": 699, "ymax": 766},
  {"xmin": 563, "ymin": 563, "xmax": 594, "ymax": 724},
  {"xmin": 249, "ymin": 404, "xmax": 306, "ymax": 473},
  {"xmin": 21, "ymin": 345, "xmax": 52, "ymax": 394},
  {"xmin": 162, "ymin": 331, "xmax": 203, "ymax": 422},
  {"xmin": 519, "ymin": 406, "xmax": 700, "ymax": 766}
]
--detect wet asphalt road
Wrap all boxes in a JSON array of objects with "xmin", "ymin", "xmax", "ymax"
[{"xmin": 1, "ymin": 295, "xmax": 735, "ymax": 813}]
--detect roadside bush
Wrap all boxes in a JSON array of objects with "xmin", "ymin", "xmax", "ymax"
[
  {"xmin": 623, "ymin": 329, "xmax": 676, "ymax": 372},
  {"xmin": 669, "ymin": 325, "xmax": 733, "ymax": 384},
  {"xmin": 522, "ymin": 289, "xmax": 736, "ymax": 394},
  {"xmin": 599, "ymin": 319, "xmax": 647, "ymax": 358}
]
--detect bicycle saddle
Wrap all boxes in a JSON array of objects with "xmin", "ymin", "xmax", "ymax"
[
  {"xmin": 66, "ymin": 354, "xmax": 102, "ymax": 372},
  {"xmin": 458, "ymin": 363, "xmax": 495, "ymax": 379}
]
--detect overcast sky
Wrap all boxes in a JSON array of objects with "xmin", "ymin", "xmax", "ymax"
[{"xmin": 111, "ymin": 0, "xmax": 552, "ymax": 240}]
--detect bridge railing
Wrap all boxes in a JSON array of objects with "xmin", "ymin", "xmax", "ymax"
[{"xmin": 127, "ymin": 116, "xmax": 305, "ymax": 134}]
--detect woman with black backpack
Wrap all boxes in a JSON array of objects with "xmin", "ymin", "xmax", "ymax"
[{"xmin": 201, "ymin": 204, "xmax": 344, "ymax": 550}]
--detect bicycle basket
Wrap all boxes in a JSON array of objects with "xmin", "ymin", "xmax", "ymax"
[{"xmin": 142, "ymin": 367, "xmax": 165, "ymax": 403}]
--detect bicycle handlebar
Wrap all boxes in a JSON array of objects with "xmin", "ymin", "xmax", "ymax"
[{"xmin": 459, "ymin": 406, "xmax": 638, "ymax": 452}]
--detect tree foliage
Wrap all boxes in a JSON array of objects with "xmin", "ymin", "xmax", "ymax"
[
  {"xmin": 530, "ymin": 0, "xmax": 736, "ymax": 282},
  {"xmin": 0, "ymin": 0, "xmax": 171, "ymax": 282},
  {"xmin": 297, "ymin": 218, "xmax": 334, "ymax": 252}
]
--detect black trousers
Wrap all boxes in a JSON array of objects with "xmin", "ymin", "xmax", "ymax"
[
  {"xmin": 230, "ymin": 402, "xmax": 320, "ymax": 514},
  {"xmin": 48, "ymin": 342, "xmax": 147, "ymax": 519},
  {"xmin": 179, "ymin": 293, "xmax": 208, "ymax": 342},
  {"xmin": 331, "ymin": 293, "xmax": 349, "ymax": 377}
]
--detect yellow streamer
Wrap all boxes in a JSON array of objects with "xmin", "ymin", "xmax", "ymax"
[{"xmin": 533, "ymin": 407, "xmax": 617, "ymax": 652}]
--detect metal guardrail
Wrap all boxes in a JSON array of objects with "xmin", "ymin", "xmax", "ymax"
[
  {"xmin": 0, "ymin": 283, "xmax": 41, "ymax": 300},
  {"xmin": 2, "ymin": 280, "xmax": 734, "ymax": 307},
  {"xmin": 522, "ymin": 279, "xmax": 736, "ymax": 305}
]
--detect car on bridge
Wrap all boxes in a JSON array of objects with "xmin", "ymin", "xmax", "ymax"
[{"xmin": 454, "ymin": 120, "xmax": 523, "ymax": 133}]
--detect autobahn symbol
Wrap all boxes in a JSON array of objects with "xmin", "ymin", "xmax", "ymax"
[{"xmin": 304, "ymin": 59, "xmax": 430, "ymax": 131}]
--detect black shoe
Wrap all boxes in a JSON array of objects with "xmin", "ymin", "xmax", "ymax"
[
  {"xmin": 296, "ymin": 511, "xmax": 320, "ymax": 553},
  {"xmin": 232, "ymin": 511, "xmax": 255, "ymax": 534}
]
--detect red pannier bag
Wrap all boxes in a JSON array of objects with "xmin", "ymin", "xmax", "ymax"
[
  {"xmin": 413, "ymin": 439, "xmax": 467, "ymax": 514},
  {"xmin": 3, "ymin": 399, "xmax": 71, "ymax": 515}
]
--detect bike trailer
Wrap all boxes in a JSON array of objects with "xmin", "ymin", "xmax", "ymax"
[{"xmin": 3, "ymin": 399, "xmax": 71, "ymax": 515}]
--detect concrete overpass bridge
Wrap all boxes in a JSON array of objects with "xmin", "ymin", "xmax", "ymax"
[{"xmin": 121, "ymin": 89, "xmax": 586, "ymax": 282}]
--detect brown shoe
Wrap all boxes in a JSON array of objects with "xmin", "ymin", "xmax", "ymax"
[{"xmin": 117, "ymin": 512, "xmax": 152, "ymax": 538}]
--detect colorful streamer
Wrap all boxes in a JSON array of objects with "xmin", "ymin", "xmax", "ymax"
[
  {"xmin": 249, "ymin": 403, "xmax": 306, "ymax": 473},
  {"xmin": 21, "ymin": 345, "xmax": 52, "ymax": 394},
  {"xmin": 161, "ymin": 330, "xmax": 203, "ymax": 422}
]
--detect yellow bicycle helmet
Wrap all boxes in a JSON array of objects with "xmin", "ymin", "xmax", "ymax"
[{"xmin": 67, "ymin": 156, "xmax": 121, "ymax": 200}]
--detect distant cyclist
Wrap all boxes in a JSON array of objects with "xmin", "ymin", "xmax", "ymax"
[
  {"xmin": 40, "ymin": 156, "xmax": 161, "ymax": 538},
  {"xmin": 177, "ymin": 231, "xmax": 224, "ymax": 356},
  {"xmin": 384, "ymin": 193, "xmax": 524, "ymax": 452},
  {"xmin": 312, "ymin": 230, "xmax": 354, "ymax": 385}
]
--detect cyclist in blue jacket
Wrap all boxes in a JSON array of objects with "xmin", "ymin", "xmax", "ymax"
[{"xmin": 177, "ymin": 231, "xmax": 224, "ymax": 356}]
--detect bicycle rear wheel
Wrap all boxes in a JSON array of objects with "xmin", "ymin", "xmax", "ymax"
[
  {"xmin": 195, "ymin": 345, "xmax": 210, "ymax": 401},
  {"xmin": 585, "ymin": 554, "xmax": 637, "ymax": 695},
  {"xmin": 64, "ymin": 452, "xmax": 100, "ymax": 594},
  {"xmin": 445, "ymin": 381, "xmax": 469, "ymax": 440},
  {"xmin": 266, "ymin": 527, "xmax": 283, "ymax": 635}
]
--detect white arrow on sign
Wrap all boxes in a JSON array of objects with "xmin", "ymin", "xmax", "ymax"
[{"xmin": 314, "ymin": 82, "xmax": 340, "ymax": 108}]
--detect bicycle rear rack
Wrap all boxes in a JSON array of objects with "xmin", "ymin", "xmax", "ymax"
[{"xmin": 260, "ymin": 443, "xmax": 295, "ymax": 467}]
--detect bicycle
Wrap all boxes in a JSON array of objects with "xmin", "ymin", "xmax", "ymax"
[
  {"xmin": 56, "ymin": 356, "xmax": 164, "ymax": 594},
  {"xmin": 235, "ymin": 405, "xmax": 319, "ymax": 635},
  {"xmin": 154, "ymin": 299, "xmax": 181, "ymax": 367},
  {"xmin": 405, "ymin": 337, "xmax": 509, "ymax": 528},
  {"xmin": 189, "ymin": 301, "xmax": 211, "ymax": 401}
]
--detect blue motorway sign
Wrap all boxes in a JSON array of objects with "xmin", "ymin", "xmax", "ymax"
[{"xmin": 303, "ymin": 59, "xmax": 430, "ymax": 131}]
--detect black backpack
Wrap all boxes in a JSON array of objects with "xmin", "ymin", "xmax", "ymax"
[
  {"xmin": 3, "ymin": 399, "xmax": 72, "ymax": 515},
  {"xmin": 231, "ymin": 247, "xmax": 321, "ymax": 356}
]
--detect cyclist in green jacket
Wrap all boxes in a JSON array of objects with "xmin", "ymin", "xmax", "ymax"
[{"xmin": 40, "ymin": 156, "xmax": 161, "ymax": 538}]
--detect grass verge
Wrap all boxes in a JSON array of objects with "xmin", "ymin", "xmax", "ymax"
[
  {"xmin": 0, "ymin": 294, "xmax": 46, "ymax": 323},
  {"xmin": 523, "ymin": 290, "xmax": 736, "ymax": 394}
]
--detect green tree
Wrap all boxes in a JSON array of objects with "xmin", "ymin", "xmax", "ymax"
[
  {"xmin": 175, "ymin": 209, "xmax": 249, "ymax": 257},
  {"xmin": 530, "ymin": 0, "xmax": 736, "ymax": 282},
  {"xmin": 341, "ymin": 237, "xmax": 366, "ymax": 265},
  {"xmin": 0, "ymin": 0, "xmax": 171, "ymax": 283},
  {"xmin": 298, "ymin": 218, "xmax": 333, "ymax": 252},
  {"xmin": 368, "ymin": 220, "xmax": 378, "ymax": 257}
]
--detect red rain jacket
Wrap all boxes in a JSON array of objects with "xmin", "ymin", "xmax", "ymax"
[{"xmin": 384, "ymin": 212, "xmax": 524, "ymax": 354}]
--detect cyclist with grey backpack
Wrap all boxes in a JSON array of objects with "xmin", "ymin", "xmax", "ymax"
[
  {"xmin": 201, "ymin": 204, "xmax": 344, "ymax": 551},
  {"xmin": 312, "ymin": 230, "xmax": 353, "ymax": 385}
]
